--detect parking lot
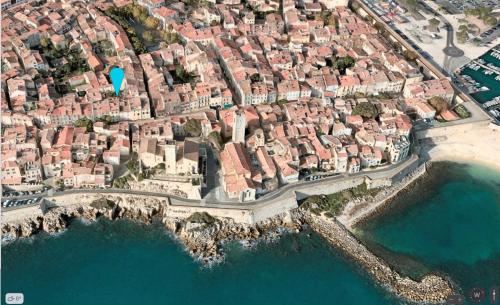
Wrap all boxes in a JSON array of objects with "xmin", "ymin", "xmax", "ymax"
[
  {"xmin": 2, "ymin": 197, "xmax": 43, "ymax": 209},
  {"xmin": 1, "ymin": 187, "xmax": 50, "ymax": 210}
]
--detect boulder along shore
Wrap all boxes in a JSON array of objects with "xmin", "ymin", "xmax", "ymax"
[
  {"xmin": 1, "ymin": 194, "xmax": 454, "ymax": 303},
  {"xmin": 301, "ymin": 211, "xmax": 454, "ymax": 304}
]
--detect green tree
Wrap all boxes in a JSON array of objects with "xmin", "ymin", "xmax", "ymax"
[
  {"xmin": 428, "ymin": 18, "xmax": 440, "ymax": 28},
  {"xmin": 74, "ymin": 117, "xmax": 93, "ymax": 132},
  {"xmin": 184, "ymin": 119, "xmax": 202, "ymax": 137},
  {"xmin": 374, "ymin": 22, "xmax": 386, "ymax": 34},
  {"xmin": 352, "ymin": 102, "xmax": 379, "ymax": 119},
  {"xmin": 403, "ymin": 49, "xmax": 419, "ymax": 61},
  {"xmin": 477, "ymin": 7, "xmax": 492, "ymax": 20},
  {"xmin": 56, "ymin": 179, "xmax": 65, "ymax": 189},
  {"xmin": 208, "ymin": 131, "xmax": 223, "ymax": 148},
  {"xmin": 127, "ymin": 152, "xmax": 140, "ymax": 177},
  {"xmin": 457, "ymin": 30, "xmax": 468, "ymax": 44},
  {"xmin": 40, "ymin": 37, "xmax": 50, "ymax": 48},
  {"xmin": 144, "ymin": 16, "xmax": 159, "ymax": 29},
  {"xmin": 485, "ymin": 16, "xmax": 497, "ymax": 26},
  {"xmin": 428, "ymin": 96, "xmax": 449, "ymax": 114},
  {"xmin": 250, "ymin": 73, "xmax": 262, "ymax": 83},
  {"xmin": 142, "ymin": 31, "xmax": 154, "ymax": 43},
  {"xmin": 318, "ymin": 11, "xmax": 336, "ymax": 26},
  {"xmin": 175, "ymin": 64, "xmax": 196, "ymax": 85},
  {"xmin": 331, "ymin": 56, "xmax": 355, "ymax": 74},
  {"xmin": 161, "ymin": 31, "xmax": 179, "ymax": 44}
]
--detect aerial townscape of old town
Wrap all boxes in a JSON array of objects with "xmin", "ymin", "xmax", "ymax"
[{"xmin": 1, "ymin": 0, "xmax": 499, "ymax": 303}]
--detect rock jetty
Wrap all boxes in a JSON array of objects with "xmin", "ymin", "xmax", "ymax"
[{"xmin": 301, "ymin": 211, "xmax": 454, "ymax": 304}]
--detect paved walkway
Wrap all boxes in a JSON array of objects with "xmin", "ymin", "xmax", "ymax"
[{"xmin": 3, "ymin": 155, "xmax": 419, "ymax": 212}]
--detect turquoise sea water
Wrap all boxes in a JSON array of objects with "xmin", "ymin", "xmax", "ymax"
[
  {"xmin": 2, "ymin": 162, "xmax": 499, "ymax": 305},
  {"xmin": 1, "ymin": 220, "xmax": 399, "ymax": 305},
  {"xmin": 358, "ymin": 162, "xmax": 500, "ymax": 302}
]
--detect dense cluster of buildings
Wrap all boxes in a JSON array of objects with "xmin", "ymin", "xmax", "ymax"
[{"xmin": 1, "ymin": 0, "xmax": 458, "ymax": 201}]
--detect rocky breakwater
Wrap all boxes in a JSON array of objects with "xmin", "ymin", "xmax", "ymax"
[
  {"xmin": 1, "ymin": 196, "xmax": 164, "ymax": 240},
  {"xmin": 163, "ymin": 211, "xmax": 300, "ymax": 264},
  {"xmin": 301, "ymin": 210, "xmax": 454, "ymax": 304}
]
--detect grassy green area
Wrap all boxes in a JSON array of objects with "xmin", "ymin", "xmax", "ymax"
[
  {"xmin": 137, "ymin": 164, "xmax": 164, "ymax": 181},
  {"xmin": 300, "ymin": 183, "xmax": 380, "ymax": 217},
  {"xmin": 113, "ymin": 175, "xmax": 132, "ymax": 188}
]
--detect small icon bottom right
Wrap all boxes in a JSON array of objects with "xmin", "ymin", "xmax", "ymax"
[
  {"xmin": 491, "ymin": 287, "xmax": 498, "ymax": 304},
  {"xmin": 469, "ymin": 287, "xmax": 485, "ymax": 303}
]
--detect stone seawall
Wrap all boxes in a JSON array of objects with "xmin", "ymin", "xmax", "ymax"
[{"xmin": 303, "ymin": 211, "xmax": 454, "ymax": 304}]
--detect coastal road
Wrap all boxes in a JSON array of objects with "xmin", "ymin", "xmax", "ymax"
[{"xmin": 2, "ymin": 155, "xmax": 419, "ymax": 211}]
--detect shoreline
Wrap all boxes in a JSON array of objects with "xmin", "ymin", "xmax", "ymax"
[
  {"xmin": 426, "ymin": 149, "xmax": 500, "ymax": 172},
  {"xmin": 337, "ymin": 163, "xmax": 428, "ymax": 229},
  {"xmin": 1, "ymin": 195, "xmax": 455, "ymax": 304},
  {"xmin": 4, "ymin": 122, "xmax": 500, "ymax": 303},
  {"xmin": 1, "ymin": 195, "xmax": 300, "ymax": 264},
  {"xmin": 338, "ymin": 121, "xmax": 500, "ymax": 230},
  {"xmin": 417, "ymin": 122, "xmax": 500, "ymax": 172}
]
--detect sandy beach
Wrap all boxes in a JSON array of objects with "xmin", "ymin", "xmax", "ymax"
[{"xmin": 422, "ymin": 122, "xmax": 500, "ymax": 171}]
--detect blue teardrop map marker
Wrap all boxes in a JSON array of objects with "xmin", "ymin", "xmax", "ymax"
[{"xmin": 110, "ymin": 67, "xmax": 124, "ymax": 96}]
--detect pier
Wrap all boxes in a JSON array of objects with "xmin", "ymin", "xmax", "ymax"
[
  {"xmin": 491, "ymin": 48, "xmax": 500, "ymax": 58},
  {"xmin": 471, "ymin": 60, "xmax": 500, "ymax": 75}
]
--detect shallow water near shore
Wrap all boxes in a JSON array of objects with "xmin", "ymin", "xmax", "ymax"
[
  {"xmin": 358, "ymin": 162, "xmax": 500, "ymax": 302},
  {"xmin": 2, "ymin": 162, "xmax": 499, "ymax": 305}
]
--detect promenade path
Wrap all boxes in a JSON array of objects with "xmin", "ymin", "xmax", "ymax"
[{"xmin": 3, "ymin": 155, "xmax": 419, "ymax": 213}]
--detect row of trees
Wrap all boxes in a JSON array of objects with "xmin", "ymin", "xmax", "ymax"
[
  {"xmin": 105, "ymin": 6, "xmax": 147, "ymax": 54},
  {"xmin": 464, "ymin": 7, "xmax": 497, "ymax": 26},
  {"xmin": 457, "ymin": 27, "xmax": 469, "ymax": 44},
  {"xmin": 349, "ymin": 97, "xmax": 449, "ymax": 119}
]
